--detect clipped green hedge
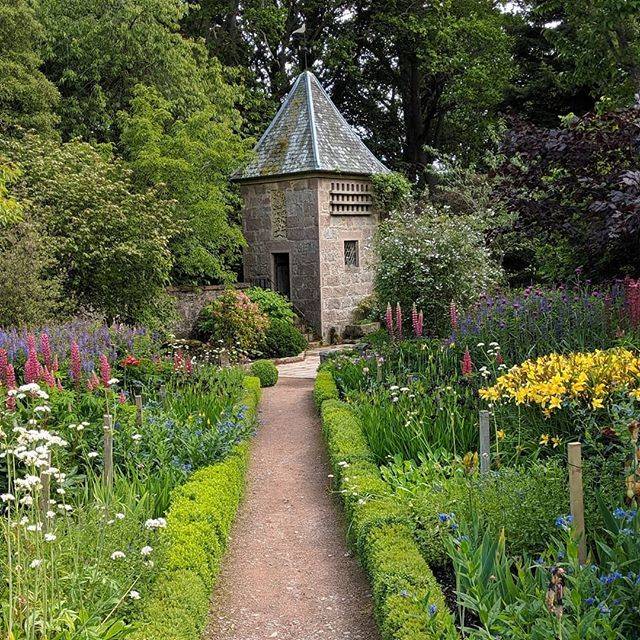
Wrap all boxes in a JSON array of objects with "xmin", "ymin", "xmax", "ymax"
[
  {"xmin": 317, "ymin": 382, "xmax": 458, "ymax": 639},
  {"xmin": 130, "ymin": 376, "xmax": 261, "ymax": 640},
  {"xmin": 250, "ymin": 359, "xmax": 278, "ymax": 387},
  {"xmin": 313, "ymin": 368, "xmax": 339, "ymax": 408}
]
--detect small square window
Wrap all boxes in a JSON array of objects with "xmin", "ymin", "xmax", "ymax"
[{"xmin": 344, "ymin": 240, "xmax": 359, "ymax": 267}]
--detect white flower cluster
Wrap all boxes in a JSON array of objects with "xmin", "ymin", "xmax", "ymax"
[{"xmin": 144, "ymin": 517, "xmax": 167, "ymax": 530}]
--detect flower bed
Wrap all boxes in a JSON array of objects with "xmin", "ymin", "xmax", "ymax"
[
  {"xmin": 320, "ymin": 281, "xmax": 640, "ymax": 638},
  {"xmin": 129, "ymin": 376, "xmax": 260, "ymax": 640},
  {"xmin": 0, "ymin": 322, "xmax": 260, "ymax": 639},
  {"xmin": 314, "ymin": 371, "xmax": 458, "ymax": 640}
]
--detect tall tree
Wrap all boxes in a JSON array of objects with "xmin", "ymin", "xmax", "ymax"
[
  {"xmin": 325, "ymin": 0, "xmax": 514, "ymax": 177},
  {"xmin": 120, "ymin": 81, "xmax": 253, "ymax": 285},
  {"xmin": 37, "ymin": 0, "xmax": 224, "ymax": 142},
  {"xmin": 0, "ymin": 0, "xmax": 59, "ymax": 135}
]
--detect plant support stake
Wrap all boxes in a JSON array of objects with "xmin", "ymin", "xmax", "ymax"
[
  {"xmin": 103, "ymin": 414, "xmax": 113, "ymax": 489},
  {"xmin": 568, "ymin": 442, "xmax": 587, "ymax": 564},
  {"xmin": 135, "ymin": 394, "xmax": 143, "ymax": 427},
  {"xmin": 479, "ymin": 410, "xmax": 491, "ymax": 474}
]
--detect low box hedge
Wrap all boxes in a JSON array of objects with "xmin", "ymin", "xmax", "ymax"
[
  {"xmin": 129, "ymin": 375, "xmax": 261, "ymax": 640},
  {"xmin": 315, "ymin": 374, "xmax": 458, "ymax": 640}
]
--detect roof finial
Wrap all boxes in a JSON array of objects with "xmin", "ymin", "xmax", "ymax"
[{"xmin": 291, "ymin": 22, "xmax": 308, "ymax": 71}]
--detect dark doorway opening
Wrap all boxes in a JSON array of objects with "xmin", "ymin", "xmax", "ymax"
[{"xmin": 273, "ymin": 253, "xmax": 291, "ymax": 299}]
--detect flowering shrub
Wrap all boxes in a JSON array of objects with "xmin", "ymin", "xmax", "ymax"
[
  {"xmin": 196, "ymin": 289, "xmax": 269, "ymax": 358},
  {"xmin": 374, "ymin": 206, "xmax": 502, "ymax": 332}
]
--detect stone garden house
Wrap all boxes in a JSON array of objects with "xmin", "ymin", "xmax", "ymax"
[{"xmin": 233, "ymin": 70, "xmax": 389, "ymax": 342}]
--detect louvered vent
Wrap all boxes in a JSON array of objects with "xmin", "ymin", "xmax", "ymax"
[{"xmin": 330, "ymin": 181, "xmax": 372, "ymax": 214}]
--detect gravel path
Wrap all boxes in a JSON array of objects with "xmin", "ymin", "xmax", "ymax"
[{"xmin": 203, "ymin": 377, "xmax": 379, "ymax": 640}]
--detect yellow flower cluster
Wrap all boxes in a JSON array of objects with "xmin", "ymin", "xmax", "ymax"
[{"xmin": 479, "ymin": 348, "xmax": 640, "ymax": 414}]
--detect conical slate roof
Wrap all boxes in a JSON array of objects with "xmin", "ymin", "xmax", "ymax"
[{"xmin": 234, "ymin": 71, "xmax": 389, "ymax": 180}]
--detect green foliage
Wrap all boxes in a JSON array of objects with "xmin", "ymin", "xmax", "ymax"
[
  {"xmin": 246, "ymin": 287, "xmax": 295, "ymax": 323},
  {"xmin": 400, "ymin": 461, "xmax": 568, "ymax": 567},
  {"xmin": 313, "ymin": 369, "xmax": 339, "ymax": 409},
  {"xmin": 375, "ymin": 204, "xmax": 502, "ymax": 331},
  {"xmin": 129, "ymin": 376, "xmax": 260, "ymax": 640},
  {"xmin": 371, "ymin": 172, "xmax": 412, "ymax": 215},
  {"xmin": 250, "ymin": 359, "xmax": 278, "ymax": 387},
  {"xmin": 0, "ymin": 219, "xmax": 64, "ymax": 326},
  {"xmin": 0, "ymin": 0, "xmax": 59, "ymax": 135},
  {"xmin": 196, "ymin": 289, "xmax": 269, "ymax": 356},
  {"xmin": 541, "ymin": 0, "xmax": 640, "ymax": 110},
  {"xmin": 37, "ymin": 0, "xmax": 220, "ymax": 143},
  {"xmin": 0, "ymin": 132, "xmax": 175, "ymax": 323},
  {"xmin": 120, "ymin": 83, "xmax": 252, "ymax": 285},
  {"xmin": 261, "ymin": 318, "xmax": 307, "ymax": 358},
  {"xmin": 315, "ymin": 378, "xmax": 458, "ymax": 640},
  {"xmin": 0, "ymin": 160, "xmax": 23, "ymax": 226}
]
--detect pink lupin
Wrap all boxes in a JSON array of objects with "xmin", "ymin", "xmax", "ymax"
[
  {"xmin": 40, "ymin": 332, "xmax": 52, "ymax": 368},
  {"xmin": 461, "ymin": 348, "xmax": 473, "ymax": 376},
  {"xmin": 417, "ymin": 310, "xmax": 424, "ymax": 337},
  {"xmin": 41, "ymin": 366, "xmax": 56, "ymax": 388},
  {"xmin": 24, "ymin": 334, "xmax": 42, "ymax": 384},
  {"xmin": 385, "ymin": 302, "xmax": 394, "ymax": 337},
  {"xmin": 99, "ymin": 354, "xmax": 111, "ymax": 387},
  {"xmin": 70, "ymin": 341, "xmax": 82, "ymax": 386},
  {"xmin": 395, "ymin": 303, "xmax": 403, "ymax": 339},
  {"xmin": 6, "ymin": 364, "xmax": 16, "ymax": 411},
  {"xmin": 450, "ymin": 301, "xmax": 459, "ymax": 331},
  {"xmin": 0, "ymin": 348, "xmax": 7, "ymax": 385}
]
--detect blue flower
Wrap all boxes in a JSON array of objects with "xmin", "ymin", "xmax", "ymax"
[
  {"xmin": 598, "ymin": 603, "xmax": 611, "ymax": 615},
  {"xmin": 428, "ymin": 604, "xmax": 437, "ymax": 616},
  {"xmin": 555, "ymin": 514, "xmax": 574, "ymax": 530},
  {"xmin": 534, "ymin": 556, "xmax": 544, "ymax": 566},
  {"xmin": 585, "ymin": 597, "xmax": 596, "ymax": 606},
  {"xmin": 613, "ymin": 507, "xmax": 627, "ymax": 519},
  {"xmin": 438, "ymin": 513, "xmax": 451, "ymax": 523}
]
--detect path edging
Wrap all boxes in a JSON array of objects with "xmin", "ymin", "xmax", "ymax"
[
  {"xmin": 314, "ymin": 369, "xmax": 459, "ymax": 640},
  {"xmin": 129, "ymin": 376, "xmax": 261, "ymax": 640}
]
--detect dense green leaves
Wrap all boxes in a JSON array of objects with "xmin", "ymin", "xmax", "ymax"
[
  {"xmin": 37, "ymin": 0, "xmax": 214, "ymax": 142},
  {"xmin": 121, "ymin": 83, "xmax": 252, "ymax": 284},
  {"xmin": 0, "ymin": 132, "xmax": 175, "ymax": 323},
  {"xmin": 0, "ymin": 0, "xmax": 59, "ymax": 135}
]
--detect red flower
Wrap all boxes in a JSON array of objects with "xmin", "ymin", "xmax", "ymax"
[
  {"xmin": 118, "ymin": 390, "xmax": 127, "ymax": 404},
  {"xmin": 461, "ymin": 348, "xmax": 473, "ymax": 376},
  {"xmin": 0, "ymin": 348, "xmax": 7, "ymax": 385},
  {"xmin": 395, "ymin": 303, "xmax": 403, "ymax": 339},
  {"xmin": 120, "ymin": 354, "xmax": 141, "ymax": 367},
  {"xmin": 41, "ymin": 366, "xmax": 56, "ymax": 388},
  {"xmin": 385, "ymin": 302, "xmax": 394, "ymax": 337}
]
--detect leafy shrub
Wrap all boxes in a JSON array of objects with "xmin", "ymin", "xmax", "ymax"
[
  {"xmin": 313, "ymin": 369, "xmax": 339, "ymax": 408},
  {"xmin": 195, "ymin": 289, "xmax": 268, "ymax": 355},
  {"xmin": 387, "ymin": 458, "xmax": 568, "ymax": 567},
  {"xmin": 129, "ymin": 377, "xmax": 260, "ymax": 640},
  {"xmin": 494, "ymin": 109, "xmax": 640, "ymax": 281},
  {"xmin": 375, "ymin": 205, "xmax": 502, "ymax": 331},
  {"xmin": 250, "ymin": 359, "xmax": 278, "ymax": 387},
  {"xmin": 0, "ymin": 132, "xmax": 175, "ymax": 323},
  {"xmin": 0, "ymin": 219, "xmax": 64, "ymax": 326},
  {"xmin": 261, "ymin": 318, "xmax": 307, "ymax": 358},
  {"xmin": 371, "ymin": 172, "xmax": 412, "ymax": 215},
  {"xmin": 246, "ymin": 287, "xmax": 295, "ymax": 323},
  {"xmin": 315, "ymin": 375, "xmax": 457, "ymax": 640}
]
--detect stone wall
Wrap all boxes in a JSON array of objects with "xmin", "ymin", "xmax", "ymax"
[
  {"xmin": 240, "ymin": 177, "xmax": 322, "ymax": 333},
  {"xmin": 167, "ymin": 284, "xmax": 250, "ymax": 337},
  {"xmin": 317, "ymin": 176, "xmax": 378, "ymax": 341}
]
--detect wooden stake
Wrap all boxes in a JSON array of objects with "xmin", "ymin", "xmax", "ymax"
[
  {"xmin": 479, "ymin": 410, "xmax": 491, "ymax": 474},
  {"xmin": 134, "ymin": 394, "xmax": 143, "ymax": 427},
  {"xmin": 103, "ymin": 414, "xmax": 113, "ymax": 489},
  {"xmin": 568, "ymin": 442, "xmax": 587, "ymax": 564}
]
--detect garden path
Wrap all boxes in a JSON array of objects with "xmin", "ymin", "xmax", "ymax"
[{"xmin": 203, "ymin": 370, "xmax": 379, "ymax": 639}]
